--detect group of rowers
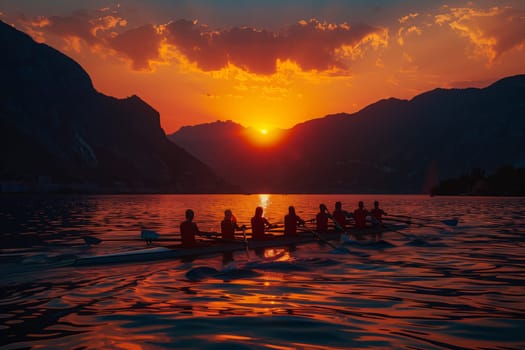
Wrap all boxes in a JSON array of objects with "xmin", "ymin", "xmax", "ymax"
[{"xmin": 179, "ymin": 201, "xmax": 387, "ymax": 248}]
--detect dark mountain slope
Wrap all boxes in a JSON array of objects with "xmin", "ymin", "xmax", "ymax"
[
  {"xmin": 0, "ymin": 20, "xmax": 232, "ymax": 192},
  {"xmin": 170, "ymin": 75, "xmax": 525, "ymax": 193}
]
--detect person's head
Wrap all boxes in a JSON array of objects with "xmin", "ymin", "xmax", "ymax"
[
  {"xmin": 185, "ymin": 209, "xmax": 194, "ymax": 221},
  {"xmin": 224, "ymin": 209, "xmax": 232, "ymax": 219},
  {"xmin": 358, "ymin": 201, "xmax": 364, "ymax": 209},
  {"xmin": 255, "ymin": 206, "xmax": 263, "ymax": 217},
  {"xmin": 374, "ymin": 201, "xmax": 379, "ymax": 208},
  {"xmin": 335, "ymin": 201, "xmax": 342, "ymax": 210},
  {"xmin": 319, "ymin": 203, "xmax": 327, "ymax": 212},
  {"xmin": 288, "ymin": 206, "xmax": 295, "ymax": 215}
]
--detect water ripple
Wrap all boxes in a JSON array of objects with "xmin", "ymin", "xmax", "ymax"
[{"xmin": 1, "ymin": 194, "xmax": 525, "ymax": 349}]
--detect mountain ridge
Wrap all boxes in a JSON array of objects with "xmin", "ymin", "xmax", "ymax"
[
  {"xmin": 0, "ymin": 20, "xmax": 233, "ymax": 193},
  {"xmin": 169, "ymin": 74, "xmax": 525, "ymax": 193}
]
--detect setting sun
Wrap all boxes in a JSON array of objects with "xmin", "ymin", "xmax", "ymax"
[{"xmin": 243, "ymin": 127, "xmax": 285, "ymax": 147}]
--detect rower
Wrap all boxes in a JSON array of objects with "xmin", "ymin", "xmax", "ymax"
[
  {"xmin": 180, "ymin": 209, "xmax": 199, "ymax": 247},
  {"xmin": 221, "ymin": 209, "xmax": 244, "ymax": 240},
  {"xmin": 370, "ymin": 201, "xmax": 387, "ymax": 227},
  {"xmin": 251, "ymin": 206, "xmax": 274, "ymax": 240},
  {"xmin": 353, "ymin": 201, "xmax": 369, "ymax": 229},
  {"xmin": 333, "ymin": 201, "xmax": 352, "ymax": 231},
  {"xmin": 284, "ymin": 206, "xmax": 305, "ymax": 236},
  {"xmin": 316, "ymin": 204, "xmax": 330, "ymax": 231}
]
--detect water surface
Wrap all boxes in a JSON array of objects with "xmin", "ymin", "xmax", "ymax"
[{"xmin": 1, "ymin": 194, "xmax": 524, "ymax": 349}]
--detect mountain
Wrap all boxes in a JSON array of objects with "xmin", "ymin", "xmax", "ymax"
[
  {"xmin": 0, "ymin": 20, "xmax": 233, "ymax": 193},
  {"xmin": 169, "ymin": 121, "xmax": 289, "ymax": 192},
  {"xmin": 169, "ymin": 75, "xmax": 525, "ymax": 193},
  {"xmin": 431, "ymin": 166, "xmax": 525, "ymax": 196}
]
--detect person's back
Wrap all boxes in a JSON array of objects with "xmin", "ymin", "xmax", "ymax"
[
  {"xmin": 370, "ymin": 201, "xmax": 386, "ymax": 226},
  {"xmin": 284, "ymin": 206, "xmax": 304, "ymax": 236},
  {"xmin": 332, "ymin": 201, "xmax": 348, "ymax": 230},
  {"xmin": 316, "ymin": 203, "xmax": 329, "ymax": 231},
  {"xmin": 353, "ymin": 201, "xmax": 368, "ymax": 229},
  {"xmin": 251, "ymin": 206, "xmax": 270, "ymax": 240},
  {"xmin": 180, "ymin": 209, "xmax": 198, "ymax": 247},
  {"xmin": 221, "ymin": 209, "xmax": 238, "ymax": 240}
]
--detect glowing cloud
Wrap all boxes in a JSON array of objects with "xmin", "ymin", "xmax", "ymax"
[
  {"xmin": 140, "ymin": 18, "xmax": 387, "ymax": 74},
  {"xmin": 435, "ymin": 6, "xmax": 525, "ymax": 63},
  {"xmin": 19, "ymin": 10, "xmax": 387, "ymax": 75},
  {"xmin": 5, "ymin": 2, "xmax": 524, "ymax": 132}
]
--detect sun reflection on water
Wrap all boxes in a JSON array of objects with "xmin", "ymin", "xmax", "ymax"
[
  {"xmin": 1, "ymin": 195, "xmax": 525, "ymax": 349},
  {"xmin": 258, "ymin": 194, "xmax": 271, "ymax": 210}
]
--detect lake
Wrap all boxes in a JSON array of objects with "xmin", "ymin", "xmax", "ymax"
[{"xmin": 1, "ymin": 194, "xmax": 524, "ymax": 349}]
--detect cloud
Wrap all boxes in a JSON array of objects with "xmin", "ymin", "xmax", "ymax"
[
  {"xmin": 18, "ymin": 8, "xmax": 163, "ymax": 69},
  {"xmin": 435, "ymin": 6, "xmax": 525, "ymax": 62},
  {"xmin": 399, "ymin": 13, "xmax": 419, "ymax": 24},
  {"xmin": 18, "ymin": 10, "xmax": 387, "ymax": 74},
  {"xmin": 164, "ymin": 19, "xmax": 387, "ymax": 74},
  {"xmin": 108, "ymin": 24, "xmax": 162, "ymax": 70},
  {"xmin": 18, "ymin": 9, "xmax": 127, "ymax": 46}
]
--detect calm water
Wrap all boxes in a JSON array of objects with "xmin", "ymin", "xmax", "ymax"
[{"xmin": 1, "ymin": 194, "xmax": 524, "ymax": 349}]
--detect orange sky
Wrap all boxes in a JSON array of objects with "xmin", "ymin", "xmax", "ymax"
[{"xmin": 2, "ymin": 1, "xmax": 525, "ymax": 133}]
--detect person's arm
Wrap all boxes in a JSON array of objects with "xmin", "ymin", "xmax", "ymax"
[
  {"xmin": 235, "ymin": 222, "xmax": 246, "ymax": 231},
  {"xmin": 297, "ymin": 215, "xmax": 305, "ymax": 226},
  {"xmin": 263, "ymin": 218, "xmax": 275, "ymax": 228}
]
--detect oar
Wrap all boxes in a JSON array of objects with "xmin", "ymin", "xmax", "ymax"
[
  {"xmin": 380, "ymin": 223, "xmax": 412, "ymax": 238},
  {"xmin": 389, "ymin": 214, "xmax": 458, "ymax": 227},
  {"xmin": 83, "ymin": 236, "xmax": 181, "ymax": 245},
  {"xmin": 197, "ymin": 231, "xmax": 249, "ymax": 246},
  {"xmin": 300, "ymin": 225, "xmax": 350, "ymax": 253},
  {"xmin": 327, "ymin": 211, "xmax": 352, "ymax": 232},
  {"xmin": 383, "ymin": 217, "xmax": 449, "ymax": 230},
  {"xmin": 266, "ymin": 229, "xmax": 285, "ymax": 233},
  {"xmin": 242, "ymin": 227, "xmax": 250, "ymax": 259},
  {"xmin": 83, "ymin": 229, "xmax": 214, "ymax": 246}
]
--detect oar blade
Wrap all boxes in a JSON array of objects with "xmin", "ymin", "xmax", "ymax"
[
  {"xmin": 442, "ymin": 219, "xmax": 458, "ymax": 227},
  {"xmin": 83, "ymin": 236, "xmax": 102, "ymax": 245},
  {"xmin": 141, "ymin": 229, "xmax": 160, "ymax": 241}
]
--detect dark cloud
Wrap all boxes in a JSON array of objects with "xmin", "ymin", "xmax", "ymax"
[
  {"xmin": 46, "ymin": 10, "xmax": 96, "ymax": 43},
  {"xmin": 435, "ymin": 6, "xmax": 525, "ymax": 62},
  {"xmin": 165, "ymin": 19, "xmax": 384, "ymax": 74},
  {"xmin": 20, "ymin": 10, "xmax": 385, "ymax": 74},
  {"xmin": 109, "ymin": 24, "xmax": 162, "ymax": 70}
]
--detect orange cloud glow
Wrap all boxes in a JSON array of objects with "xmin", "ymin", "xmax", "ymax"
[
  {"xmin": 435, "ymin": 6, "xmax": 525, "ymax": 63},
  {"xmin": 7, "ymin": 2, "xmax": 525, "ymax": 133}
]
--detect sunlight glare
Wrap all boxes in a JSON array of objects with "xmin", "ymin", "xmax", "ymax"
[
  {"xmin": 243, "ymin": 127, "xmax": 285, "ymax": 147},
  {"xmin": 259, "ymin": 194, "xmax": 270, "ymax": 209}
]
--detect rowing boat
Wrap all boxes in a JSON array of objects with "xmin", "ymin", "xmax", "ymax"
[{"xmin": 74, "ymin": 224, "xmax": 407, "ymax": 266}]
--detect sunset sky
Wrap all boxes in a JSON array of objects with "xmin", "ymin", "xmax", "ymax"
[{"xmin": 2, "ymin": 0, "xmax": 524, "ymax": 133}]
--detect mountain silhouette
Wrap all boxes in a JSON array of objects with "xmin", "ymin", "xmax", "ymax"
[
  {"xmin": 170, "ymin": 75, "xmax": 525, "ymax": 193},
  {"xmin": 0, "ymin": 20, "xmax": 233, "ymax": 193}
]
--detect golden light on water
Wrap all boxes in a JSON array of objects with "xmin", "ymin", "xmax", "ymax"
[{"xmin": 259, "ymin": 194, "xmax": 270, "ymax": 209}]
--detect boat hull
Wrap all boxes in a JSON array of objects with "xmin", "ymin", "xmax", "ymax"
[{"xmin": 74, "ymin": 224, "xmax": 406, "ymax": 266}]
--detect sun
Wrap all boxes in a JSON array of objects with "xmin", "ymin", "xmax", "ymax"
[{"xmin": 243, "ymin": 126, "xmax": 284, "ymax": 147}]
